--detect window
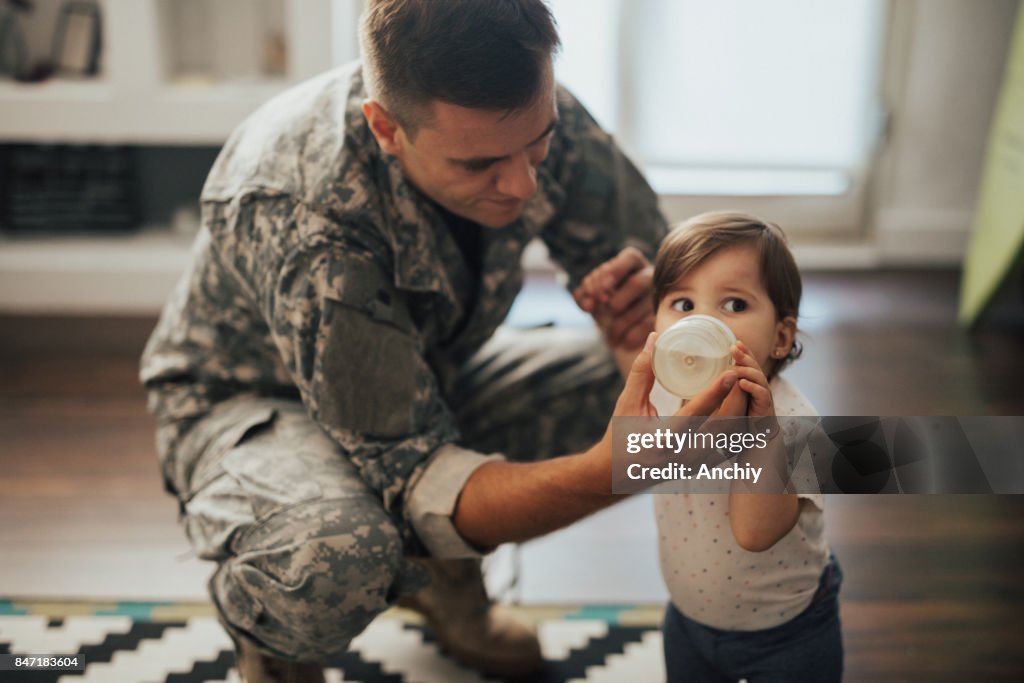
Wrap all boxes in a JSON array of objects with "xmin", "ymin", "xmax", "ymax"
[
  {"xmin": 551, "ymin": 0, "xmax": 888, "ymax": 224},
  {"xmin": 329, "ymin": 0, "xmax": 889, "ymax": 235}
]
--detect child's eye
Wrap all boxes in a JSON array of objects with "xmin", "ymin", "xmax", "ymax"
[
  {"xmin": 723, "ymin": 298, "xmax": 747, "ymax": 313},
  {"xmin": 671, "ymin": 298, "xmax": 694, "ymax": 312}
]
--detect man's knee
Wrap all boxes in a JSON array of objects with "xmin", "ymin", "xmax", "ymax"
[
  {"xmin": 452, "ymin": 326, "xmax": 622, "ymax": 459},
  {"xmin": 211, "ymin": 498, "xmax": 405, "ymax": 661}
]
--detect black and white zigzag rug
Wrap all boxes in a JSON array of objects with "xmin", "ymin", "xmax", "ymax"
[{"xmin": 0, "ymin": 600, "xmax": 666, "ymax": 682}]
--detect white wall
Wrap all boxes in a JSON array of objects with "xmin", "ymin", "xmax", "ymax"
[{"xmin": 871, "ymin": 0, "xmax": 1020, "ymax": 265}]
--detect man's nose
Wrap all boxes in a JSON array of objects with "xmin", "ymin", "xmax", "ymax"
[{"xmin": 495, "ymin": 152, "xmax": 538, "ymax": 200}]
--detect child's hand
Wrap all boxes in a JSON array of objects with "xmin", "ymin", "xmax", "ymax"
[{"xmin": 730, "ymin": 340, "xmax": 775, "ymax": 418}]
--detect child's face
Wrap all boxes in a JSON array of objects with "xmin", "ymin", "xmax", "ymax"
[{"xmin": 654, "ymin": 243, "xmax": 796, "ymax": 373}]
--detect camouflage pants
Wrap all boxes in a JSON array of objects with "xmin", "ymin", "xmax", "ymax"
[{"xmin": 171, "ymin": 326, "xmax": 621, "ymax": 661}]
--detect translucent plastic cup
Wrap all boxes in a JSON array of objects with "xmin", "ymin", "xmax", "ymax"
[{"xmin": 652, "ymin": 315, "xmax": 736, "ymax": 399}]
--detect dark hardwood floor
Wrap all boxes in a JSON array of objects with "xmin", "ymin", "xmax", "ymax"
[{"xmin": 1, "ymin": 268, "xmax": 1023, "ymax": 681}]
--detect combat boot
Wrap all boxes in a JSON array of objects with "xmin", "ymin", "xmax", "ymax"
[
  {"xmin": 398, "ymin": 558, "xmax": 543, "ymax": 678},
  {"xmin": 231, "ymin": 632, "xmax": 326, "ymax": 683}
]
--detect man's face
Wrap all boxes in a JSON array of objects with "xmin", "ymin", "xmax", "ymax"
[{"xmin": 386, "ymin": 64, "xmax": 557, "ymax": 228}]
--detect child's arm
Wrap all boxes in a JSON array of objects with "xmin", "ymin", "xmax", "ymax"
[
  {"xmin": 729, "ymin": 491, "xmax": 801, "ymax": 553},
  {"xmin": 726, "ymin": 341, "xmax": 801, "ymax": 552}
]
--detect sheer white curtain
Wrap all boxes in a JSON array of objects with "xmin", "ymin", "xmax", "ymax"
[{"xmin": 551, "ymin": 0, "xmax": 886, "ymax": 198}]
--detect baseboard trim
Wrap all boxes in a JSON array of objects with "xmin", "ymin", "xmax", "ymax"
[{"xmin": 874, "ymin": 208, "xmax": 972, "ymax": 266}]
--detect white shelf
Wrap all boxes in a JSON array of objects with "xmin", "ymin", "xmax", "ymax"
[
  {"xmin": 159, "ymin": 78, "xmax": 292, "ymax": 101},
  {"xmin": 0, "ymin": 1, "xmax": 359, "ymax": 313},
  {"xmin": 0, "ymin": 231, "xmax": 192, "ymax": 314},
  {"xmin": 0, "ymin": 79, "xmax": 116, "ymax": 101},
  {"xmin": 0, "ymin": 0, "xmax": 337, "ymax": 144},
  {"xmin": 0, "ymin": 0, "xmax": 352, "ymax": 313},
  {"xmin": 0, "ymin": 77, "xmax": 295, "ymax": 142}
]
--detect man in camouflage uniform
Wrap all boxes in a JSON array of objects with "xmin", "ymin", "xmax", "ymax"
[{"xmin": 140, "ymin": 1, "xmax": 682, "ymax": 680}]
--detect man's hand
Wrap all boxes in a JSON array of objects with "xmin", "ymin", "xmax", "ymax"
[
  {"xmin": 453, "ymin": 332, "xmax": 739, "ymax": 548},
  {"xmin": 604, "ymin": 332, "xmax": 740, "ymax": 488},
  {"xmin": 573, "ymin": 246, "xmax": 654, "ymax": 352},
  {"xmin": 612, "ymin": 332, "xmax": 739, "ymax": 420}
]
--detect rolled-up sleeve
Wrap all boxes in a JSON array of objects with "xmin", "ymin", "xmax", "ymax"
[{"xmin": 405, "ymin": 444, "xmax": 505, "ymax": 558}]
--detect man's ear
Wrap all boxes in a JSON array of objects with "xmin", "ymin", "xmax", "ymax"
[{"xmin": 362, "ymin": 100, "xmax": 402, "ymax": 155}]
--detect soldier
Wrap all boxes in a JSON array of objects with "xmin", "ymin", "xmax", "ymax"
[{"xmin": 140, "ymin": 1, "xmax": 734, "ymax": 680}]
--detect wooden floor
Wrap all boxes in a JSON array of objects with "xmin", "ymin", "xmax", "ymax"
[{"xmin": 1, "ymin": 269, "xmax": 1023, "ymax": 681}]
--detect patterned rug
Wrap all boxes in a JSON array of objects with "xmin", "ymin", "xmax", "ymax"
[{"xmin": 0, "ymin": 600, "xmax": 666, "ymax": 682}]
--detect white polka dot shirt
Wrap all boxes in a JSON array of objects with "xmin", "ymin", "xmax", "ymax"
[{"xmin": 650, "ymin": 375, "xmax": 829, "ymax": 631}]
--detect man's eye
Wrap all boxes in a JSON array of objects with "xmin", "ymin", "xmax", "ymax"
[
  {"xmin": 723, "ymin": 298, "xmax": 747, "ymax": 313},
  {"xmin": 531, "ymin": 131, "xmax": 554, "ymax": 147},
  {"xmin": 462, "ymin": 161, "xmax": 493, "ymax": 173},
  {"xmin": 671, "ymin": 298, "xmax": 694, "ymax": 312}
]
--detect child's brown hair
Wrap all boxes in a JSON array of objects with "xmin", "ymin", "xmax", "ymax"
[{"xmin": 652, "ymin": 211, "xmax": 803, "ymax": 375}]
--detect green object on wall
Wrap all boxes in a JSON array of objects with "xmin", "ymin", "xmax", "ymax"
[{"xmin": 959, "ymin": 4, "xmax": 1024, "ymax": 327}]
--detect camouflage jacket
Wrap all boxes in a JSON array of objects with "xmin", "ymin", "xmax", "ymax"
[{"xmin": 140, "ymin": 63, "xmax": 666, "ymax": 542}]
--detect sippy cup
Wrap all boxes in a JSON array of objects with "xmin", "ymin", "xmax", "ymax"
[{"xmin": 652, "ymin": 315, "xmax": 736, "ymax": 399}]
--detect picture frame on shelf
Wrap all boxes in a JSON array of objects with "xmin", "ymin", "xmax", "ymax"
[
  {"xmin": 50, "ymin": 0, "xmax": 101, "ymax": 77},
  {"xmin": 0, "ymin": 0, "xmax": 30, "ymax": 80}
]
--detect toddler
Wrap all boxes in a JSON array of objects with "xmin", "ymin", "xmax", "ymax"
[
  {"xmin": 588, "ymin": 211, "xmax": 843, "ymax": 682},
  {"xmin": 654, "ymin": 212, "xmax": 841, "ymax": 682}
]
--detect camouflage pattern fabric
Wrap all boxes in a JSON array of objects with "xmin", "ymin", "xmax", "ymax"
[
  {"xmin": 139, "ymin": 62, "xmax": 665, "ymax": 659},
  {"xmin": 180, "ymin": 326, "xmax": 622, "ymax": 660},
  {"xmin": 181, "ymin": 397, "xmax": 413, "ymax": 661}
]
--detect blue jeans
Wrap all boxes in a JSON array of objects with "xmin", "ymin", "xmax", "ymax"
[{"xmin": 662, "ymin": 554, "xmax": 843, "ymax": 683}]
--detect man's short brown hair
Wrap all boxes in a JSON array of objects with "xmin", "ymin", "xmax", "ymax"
[
  {"xmin": 360, "ymin": 0, "xmax": 560, "ymax": 134},
  {"xmin": 653, "ymin": 211, "xmax": 804, "ymax": 373}
]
